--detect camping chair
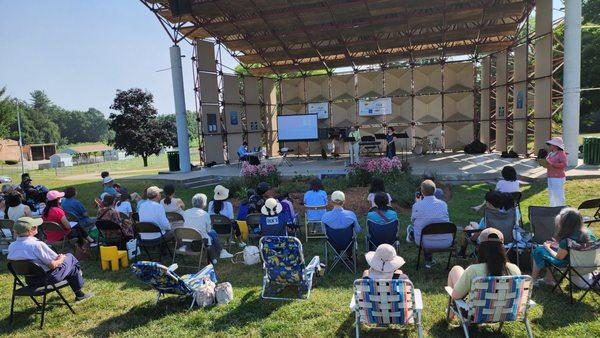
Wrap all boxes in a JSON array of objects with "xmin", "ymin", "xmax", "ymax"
[
  {"xmin": 166, "ymin": 212, "xmax": 184, "ymax": 228},
  {"xmin": 210, "ymin": 214, "xmax": 235, "ymax": 247},
  {"xmin": 246, "ymin": 213, "xmax": 262, "ymax": 243},
  {"xmin": 7, "ymin": 260, "xmax": 76, "ymax": 329},
  {"xmin": 131, "ymin": 261, "xmax": 216, "ymax": 309},
  {"xmin": 365, "ymin": 219, "xmax": 399, "ymax": 251},
  {"xmin": 258, "ymin": 236, "xmax": 320, "ymax": 300},
  {"xmin": 528, "ymin": 206, "xmax": 566, "ymax": 245},
  {"xmin": 133, "ymin": 222, "xmax": 173, "ymax": 262},
  {"xmin": 510, "ymin": 192, "xmax": 524, "ymax": 226},
  {"xmin": 96, "ymin": 220, "xmax": 128, "ymax": 249},
  {"xmin": 304, "ymin": 204, "xmax": 327, "ymax": 242},
  {"xmin": 550, "ymin": 239, "xmax": 600, "ymax": 304},
  {"xmin": 324, "ymin": 223, "xmax": 357, "ymax": 273},
  {"xmin": 172, "ymin": 228, "xmax": 208, "ymax": 270},
  {"xmin": 445, "ymin": 275, "xmax": 535, "ymax": 338},
  {"xmin": 416, "ymin": 222, "xmax": 456, "ymax": 270},
  {"xmin": 350, "ymin": 278, "xmax": 424, "ymax": 338},
  {"xmin": 38, "ymin": 221, "xmax": 73, "ymax": 251},
  {"xmin": 577, "ymin": 198, "xmax": 600, "ymax": 227},
  {"xmin": 483, "ymin": 207, "xmax": 520, "ymax": 264}
]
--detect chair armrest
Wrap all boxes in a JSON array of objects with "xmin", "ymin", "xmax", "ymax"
[
  {"xmin": 306, "ymin": 256, "xmax": 320, "ymax": 272},
  {"xmin": 444, "ymin": 286, "xmax": 454, "ymax": 297},
  {"xmin": 414, "ymin": 289, "xmax": 423, "ymax": 311},
  {"xmin": 167, "ymin": 263, "xmax": 179, "ymax": 272},
  {"xmin": 528, "ymin": 299, "xmax": 536, "ymax": 308},
  {"xmin": 454, "ymin": 299, "xmax": 469, "ymax": 311},
  {"xmin": 349, "ymin": 295, "xmax": 357, "ymax": 311}
]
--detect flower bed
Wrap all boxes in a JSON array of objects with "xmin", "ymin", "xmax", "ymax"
[{"xmin": 241, "ymin": 162, "xmax": 281, "ymax": 188}]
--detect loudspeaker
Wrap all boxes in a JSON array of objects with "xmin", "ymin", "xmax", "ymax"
[{"xmin": 168, "ymin": 0, "xmax": 193, "ymax": 17}]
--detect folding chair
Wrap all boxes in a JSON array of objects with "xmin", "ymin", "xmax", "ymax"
[
  {"xmin": 577, "ymin": 198, "xmax": 600, "ymax": 227},
  {"xmin": 445, "ymin": 275, "xmax": 535, "ymax": 338},
  {"xmin": 210, "ymin": 214, "xmax": 235, "ymax": 247},
  {"xmin": 365, "ymin": 219, "xmax": 399, "ymax": 251},
  {"xmin": 304, "ymin": 205, "xmax": 327, "ymax": 242},
  {"xmin": 259, "ymin": 236, "xmax": 320, "ymax": 300},
  {"xmin": 172, "ymin": 228, "xmax": 207, "ymax": 270},
  {"xmin": 0, "ymin": 219, "xmax": 15, "ymax": 246},
  {"xmin": 131, "ymin": 212, "xmax": 140, "ymax": 222},
  {"xmin": 350, "ymin": 278, "xmax": 424, "ymax": 338},
  {"xmin": 551, "ymin": 239, "xmax": 600, "ymax": 304},
  {"xmin": 65, "ymin": 212, "xmax": 79, "ymax": 224},
  {"xmin": 96, "ymin": 219, "xmax": 128, "ymax": 249},
  {"xmin": 7, "ymin": 260, "xmax": 76, "ymax": 329},
  {"xmin": 38, "ymin": 221, "xmax": 73, "ymax": 252},
  {"xmin": 416, "ymin": 222, "xmax": 456, "ymax": 270},
  {"xmin": 528, "ymin": 206, "xmax": 566, "ymax": 245},
  {"xmin": 134, "ymin": 222, "xmax": 173, "ymax": 262},
  {"xmin": 324, "ymin": 223, "xmax": 357, "ymax": 273},
  {"xmin": 246, "ymin": 213, "xmax": 262, "ymax": 243},
  {"xmin": 131, "ymin": 261, "xmax": 216, "ymax": 309},
  {"xmin": 166, "ymin": 212, "xmax": 184, "ymax": 227},
  {"xmin": 118, "ymin": 211, "xmax": 131, "ymax": 220},
  {"xmin": 483, "ymin": 207, "xmax": 520, "ymax": 264}
]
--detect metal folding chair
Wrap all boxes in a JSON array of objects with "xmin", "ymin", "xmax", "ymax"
[
  {"xmin": 484, "ymin": 207, "xmax": 520, "ymax": 265},
  {"xmin": 577, "ymin": 198, "xmax": 600, "ymax": 227},
  {"xmin": 246, "ymin": 213, "xmax": 262, "ymax": 243},
  {"xmin": 0, "ymin": 219, "xmax": 15, "ymax": 247},
  {"xmin": 210, "ymin": 214, "xmax": 235, "ymax": 247},
  {"xmin": 324, "ymin": 223, "xmax": 357, "ymax": 273},
  {"xmin": 172, "ymin": 227, "xmax": 207, "ymax": 270},
  {"xmin": 96, "ymin": 219, "xmax": 128, "ymax": 249},
  {"xmin": 133, "ymin": 222, "xmax": 173, "ymax": 262},
  {"xmin": 166, "ymin": 212, "xmax": 184, "ymax": 227},
  {"xmin": 38, "ymin": 221, "xmax": 73, "ymax": 252}
]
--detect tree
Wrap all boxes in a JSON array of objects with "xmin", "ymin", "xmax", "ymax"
[
  {"xmin": 109, "ymin": 88, "xmax": 177, "ymax": 167},
  {"xmin": 0, "ymin": 87, "xmax": 16, "ymax": 139},
  {"xmin": 20, "ymin": 90, "xmax": 61, "ymax": 144},
  {"xmin": 156, "ymin": 110, "xmax": 199, "ymax": 142},
  {"xmin": 52, "ymin": 108, "xmax": 111, "ymax": 144}
]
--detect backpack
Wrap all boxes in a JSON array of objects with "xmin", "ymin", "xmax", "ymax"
[
  {"xmin": 232, "ymin": 245, "xmax": 261, "ymax": 265},
  {"xmin": 215, "ymin": 282, "xmax": 234, "ymax": 304}
]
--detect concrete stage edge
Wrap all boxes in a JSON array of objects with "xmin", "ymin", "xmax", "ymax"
[{"xmin": 128, "ymin": 152, "xmax": 600, "ymax": 187}]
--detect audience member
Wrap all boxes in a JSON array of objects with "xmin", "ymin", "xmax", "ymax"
[
  {"xmin": 407, "ymin": 180, "xmax": 450, "ymax": 268},
  {"xmin": 543, "ymin": 137, "xmax": 567, "ymax": 207},
  {"xmin": 96, "ymin": 194, "xmax": 134, "ymax": 239},
  {"xmin": 496, "ymin": 166, "xmax": 520, "ymax": 193},
  {"xmin": 447, "ymin": 228, "xmax": 520, "ymax": 301},
  {"xmin": 116, "ymin": 193, "xmax": 134, "ymax": 217},
  {"xmin": 237, "ymin": 141, "xmax": 260, "ymax": 165},
  {"xmin": 208, "ymin": 185, "xmax": 243, "ymax": 245},
  {"xmin": 160, "ymin": 184, "xmax": 185, "ymax": 214},
  {"xmin": 61, "ymin": 187, "xmax": 94, "ymax": 228},
  {"xmin": 303, "ymin": 179, "xmax": 328, "ymax": 233},
  {"xmin": 321, "ymin": 191, "xmax": 361, "ymax": 234},
  {"xmin": 362, "ymin": 244, "xmax": 408, "ymax": 280},
  {"xmin": 277, "ymin": 190, "xmax": 297, "ymax": 225},
  {"xmin": 367, "ymin": 192, "xmax": 398, "ymax": 224},
  {"xmin": 183, "ymin": 193, "xmax": 233, "ymax": 263},
  {"xmin": 5, "ymin": 190, "xmax": 32, "ymax": 221},
  {"xmin": 236, "ymin": 188, "xmax": 255, "ymax": 221},
  {"xmin": 137, "ymin": 186, "xmax": 173, "ymax": 241},
  {"xmin": 531, "ymin": 208, "xmax": 597, "ymax": 286},
  {"xmin": 8, "ymin": 217, "xmax": 94, "ymax": 302},
  {"xmin": 367, "ymin": 177, "xmax": 392, "ymax": 209},
  {"xmin": 259, "ymin": 198, "xmax": 289, "ymax": 236},
  {"xmin": 42, "ymin": 190, "xmax": 95, "ymax": 246},
  {"xmin": 248, "ymin": 182, "xmax": 270, "ymax": 214},
  {"xmin": 102, "ymin": 176, "xmax": 120, "ymax": 197}
]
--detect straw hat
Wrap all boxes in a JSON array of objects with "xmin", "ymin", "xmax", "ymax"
[
  {"xmin": 261, "ymin": 197, "xmax": 282, "ymax": 216},
  {"xmin": 365, "ymin": 244, "xmax": 406, "ymax": 273},
  {"xmin": 213, "ymin": 185, "xmax": 229, "ymax": 201},
  {"xmin": 546, "ymin": 137, "xmax": 564, "ymax": 150}
]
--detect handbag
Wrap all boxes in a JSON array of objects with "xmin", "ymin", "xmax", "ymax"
[
  {"xmin": 194, "ymin": 277, "xmax": 216, "ymax": 307},
  {"xmin": 232, "ymin": 245, "xmax": 261, "ymax": 265},
  {"xmin": 126, "ymin": 239, "xmax": 140, "ymax": 259},
  {"xmin": 215, "ymin": 282, "xmax": 234, "ymax": 304}
]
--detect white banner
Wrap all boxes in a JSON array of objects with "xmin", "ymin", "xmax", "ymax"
[
  {"xmin": 358, "ymin": 97, "xmax": 392, "ymax": 116},
  {"xmin": 307, "ymin": 102, "xmax": 329, "ymax": 119}
]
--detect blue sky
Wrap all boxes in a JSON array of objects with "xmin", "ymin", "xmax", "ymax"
[{"xmin": 0, "ymin": 0, "xmax": 564, "ymax": 116}]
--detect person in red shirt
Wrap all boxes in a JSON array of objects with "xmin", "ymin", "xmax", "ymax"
[
  {"xmin": 42, "ymin": 190, "xmax": 95, "ymax": 246},
  {"xmin": 543, "ymin": 137, "xmax": 568, "ymax": 207}
]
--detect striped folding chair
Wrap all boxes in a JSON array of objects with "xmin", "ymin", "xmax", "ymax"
[
  {"xmin": 350, "ymin": 278, "xmax": 423, "ymax": 338},
  {"xmin": 445, "ymin": 275, "xmax": 535, "ymax": 338}
]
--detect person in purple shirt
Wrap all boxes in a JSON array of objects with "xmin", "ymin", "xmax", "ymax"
[
  {"xmin": 407, "ymin": 180, "xmax": 450, "ymax": 268},
  {"xmin": 321, "ymin": 191, "xmax": 361, "ymax": 234}
]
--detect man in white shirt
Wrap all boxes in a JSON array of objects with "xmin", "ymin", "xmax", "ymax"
[
  {"xmin": 7, "ymin": 217, "xmax": 93, "ymax": 302},
  {"xmin": 138, "ymin": 186, "xmax": 173, "ymax": 241}
]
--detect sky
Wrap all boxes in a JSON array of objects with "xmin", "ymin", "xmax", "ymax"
[{"xmin": 0, "ymin": 1, "xmax": 564, "ymax": 116}]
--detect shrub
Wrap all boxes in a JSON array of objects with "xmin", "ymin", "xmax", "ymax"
[
  {"xmin": 240, "ymin": 162, "xmax": 281, "ymax": 188},
  {"xmin": 222, "ymin": 176, "xmax": 246, "ymax": 199}
]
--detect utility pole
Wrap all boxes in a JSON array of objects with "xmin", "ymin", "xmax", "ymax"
[{"xmin": 15, "ymin": 100, "xmax": 24, "ymax": 175}]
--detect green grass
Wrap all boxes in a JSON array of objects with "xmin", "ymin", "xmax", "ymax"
[{"xmin": 1, "ymin": 178, "xmax": 600, "ymax": 337}]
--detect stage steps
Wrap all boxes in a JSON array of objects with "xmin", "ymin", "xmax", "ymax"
[{"xmin": 181, "ymin": 175, "xmax": 222, "ymax": 189}]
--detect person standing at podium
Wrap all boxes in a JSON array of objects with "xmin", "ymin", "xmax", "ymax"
[
  {"xmin": 348, "ymin": 125, "xmax": 361, "ymax": 164},
  {"xmin": 385, "ymin": 126, "xmax": 396, "ymax": 159}
]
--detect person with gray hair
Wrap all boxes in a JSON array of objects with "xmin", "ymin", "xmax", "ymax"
[
  {"xmin": 137, "ymin": 186, "xmax": 173, "ymax": 241},
  {"xmin": 183, "ymin": 193, "xmax": 233, "ymax": 264}
]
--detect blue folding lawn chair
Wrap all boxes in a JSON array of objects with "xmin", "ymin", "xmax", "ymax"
[
  {"xmin": 324, "ymin": 223, "xmax": 357, "ymax": 273},
  {"xmin": 365, "ymin": 219, "xmax": 399, "ymax": 251}
]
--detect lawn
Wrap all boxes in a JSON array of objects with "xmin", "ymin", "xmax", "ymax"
[{"xmin": 0, "ymin": 177, "xmax": 599, "ymax": 337}]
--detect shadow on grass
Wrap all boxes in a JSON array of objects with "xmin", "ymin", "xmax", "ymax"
[
  {"xmin": 209, "ymin": 290, "xmax": 284, "ymax": 332},
  {"xmin": 84, "ymin": 297, "xmax": 189, "ymax": 337},
  {"xmin": 0, "ymin": 298, "xmax": 70, "ymax": 332},
  {"xmin": 531, "ymin": 287, "xmax": 600, "ymax": 329},
  {"xmin": 428, "ymin": 317, "xmax": 515, "ymax": 338}
]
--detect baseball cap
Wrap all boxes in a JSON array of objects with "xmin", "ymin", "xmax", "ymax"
[
  {"xmin": 102, "ymin": 176, "xmax": 114, "ymax": 184},
  {"xmin": 478, "ymin": 227, "xmax": 504, "ymax": 243},
  {"xmin": 13, "ymin": 217, "xmax": 43, "ymax": 235},
  {"xmin": 46, "ymin": 190, "xmax": 65, "ymax": 201},
  {"xmin": 331, "ymin": 190, "xmax": 345, "ymax": 203}
]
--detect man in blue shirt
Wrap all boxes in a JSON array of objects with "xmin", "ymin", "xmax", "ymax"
[
  {"xmin": 102, "ymin": 176, "xmax": 120, "ymax": 197},
  {"xmin": 321, "ymin": 191, "xmax": 361, "ymax": 234},
  {"xmin": 61, "ymin": 186, "xmax": 95, "ymax": 228},
  {"xmin": 237, "ymin": 142, "xmax": 260, "ymax": 165}
]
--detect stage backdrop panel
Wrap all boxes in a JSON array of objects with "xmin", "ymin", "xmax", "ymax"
[
  {"xmin": 305, "ymin": 75, "xmax": 330, "ymax": 103},
  {"xmin": 223, "ymin": 75, "xmax": 241, "ymax": 104},
  {"xmin": 384, "ymin": 68, "xmax": 411, "ymax": 96},
  {"xmin": 357, "ymin": 72, "xmax": 383, "ymax": 99},
  {"xmin": 199, "ymin": 73, "xmax": 219, "ymax": 104},
  {"xmin": 227, "ymin": 133, "xmax": 244, "ymax": 163},
  {"xmin": 195, "ymin": 41, "xmax": 216, "ymax": 72},
  {"xmin": 414, "ymin": 65, "xmax": 442, "ymax": 95},
  {"xmin": 281, "ymin": 78, "xmax": 305, "ymax": 104},
  {"xmin": 330, "ymin": 74, "xmax": 355, "ymax": 102},
  {"xmin": 444, "ymin": 62, "xmax": 474, "ymax": 92},
  {"xmin": 224, "ymin": 104, "xmax": 243, "ymax": 134},
  {"xmin": 204, "ymin": 135, "xmax": 225, "ymax": 164}
]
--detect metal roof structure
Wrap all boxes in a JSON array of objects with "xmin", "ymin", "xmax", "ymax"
[{"xmin": 142, "ymin": 0, "xmax": 534, "ymax": 75}]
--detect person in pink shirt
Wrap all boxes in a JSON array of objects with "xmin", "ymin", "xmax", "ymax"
[
  {"xmin": 42, "ymin": 190, "xmax": 95, "ymax": 246},
  {"xmin": 544, "ymin": 137, "xmax": 568, "ymax": 206}
]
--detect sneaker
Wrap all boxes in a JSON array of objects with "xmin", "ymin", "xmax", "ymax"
[
  {"xmin": 220, "ymin": 250, "xmax": 233, "ymax": 259},
  {"xmin": 425, "ymin": 260, "xmax": 436, "ymax": 269},
  {"xmin": 238, "ymin": 241, "xmax": 247, "ymax": 248},
  {"xmin": 211, "ymin": 259, "xmax": 218, "ymax": 265},
  {"xmin": 534, "ymin": 278, "xmax": 556, "ymax": 287},
  {"xmin": 405, "ymin": 231, "xmax": 413, "ymax": 243},
  {"xmin": 75, "ymin": 292, "xmax": 94, "ymax": 303},
  {"xmin": 89, "ymin": 242, "xmax": 98, "ymax": 248}
]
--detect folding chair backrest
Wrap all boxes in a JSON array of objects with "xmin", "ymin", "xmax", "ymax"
[
  {"xmin": 246, "ymin": 213, "xmax": 262, "ymax": 231},
  {"xmin": 8, "ymin": 260, "xmax": 47, "ymax": 278},
  {"xmin": 467, "ymin": 275, "xmax": 532, "ymax": 324},
  {"xmin": 325, "ymin": 223, "xmax": 355, "ymax": 252},
  {"xmin": 131, "ymin": 261, "xmax": 191, "ymax": 295},
  {"xmin": 259, "ymin": 236, "xmax": 306, "ymax": 284},
  {"xmin": 131, "ymin": 212, "xmax": 139, "ymax": 222},
  {"xmin": 134, "ymin": 222, "xmax": 162, "ymax": 240},
  {"xmin": 528, "ymin": 206, "xmax": 565, "ymax": 244},
  {"xmin": 577, "ymin": 198, "xmax": 600, "ymax": 218},
  {"xmin": 568, "ymin": 239, "xmax": 600, "ymax": 274},
  {"xmin": 353, "ymin": 278, "xmax": 416, "ymax": 325},
  {"xmin": 210, "ymin": 214, "xmax": 233, "ymax": 234},
  {"xmin": 65, "ymin": 212, "xmax": 79, "ymax": 222},
  {"xmin": 367, "ymin": 219, "xmax": 399, "ymax": 248},
  {"xmin": 41, "ymin": 221, "xmax": 63, "ymax": 233},
  {"xmin": 166, "ymin": 212, "xmax": 184, "ymax": 223},
  {"xmin": 484, "ymin": 207, "xmax": 517, "ymax": 243},
  {"xmin": 173, "ymin": 227, "xmax": 203, "ymax": 242},
  {"xmin": 119, "ymin": 212, "xmax": 130, "ymax": 220},
  {"xmin": 420, "ymin": 222, "xmax": 456, "ymax": 248},
  {"xmin": 305, "ymin": 205, "xmax": 327, "ymax": 222},
  {"xmin": 95, "ymin": 220, "xmax": 124, "ymax": 242},
  {"xmin": 0, "ymin": 219, "xmax": 15, "ymax": 239}
]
